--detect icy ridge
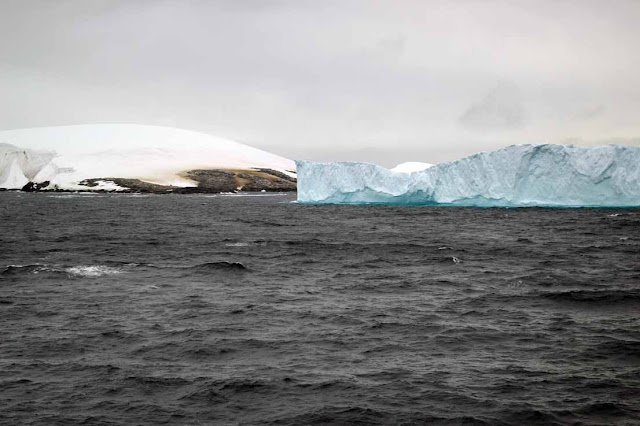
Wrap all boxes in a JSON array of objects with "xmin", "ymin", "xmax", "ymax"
[{"xmin": 296, "ymin": 144, "xmax": 640, "ymax": 207}]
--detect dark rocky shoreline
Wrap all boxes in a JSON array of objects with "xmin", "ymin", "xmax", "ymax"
[{"xmin": 12, "ymin": 168, "xmax": 297, "ymax": 194}]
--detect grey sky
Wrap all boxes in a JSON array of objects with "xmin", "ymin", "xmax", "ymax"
[{"xmin": 1, "ymin": 0, "xmax": 639, "ymax": 166}]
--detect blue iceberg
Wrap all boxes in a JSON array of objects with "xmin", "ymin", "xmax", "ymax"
[{"xmin": 296, "ymin": 144, "xmax": 640, "ymax": 207}]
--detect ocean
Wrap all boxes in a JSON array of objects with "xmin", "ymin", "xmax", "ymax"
[{"xmin": 1, "ymin": 192, "xmax": 639, "ymax": 425}]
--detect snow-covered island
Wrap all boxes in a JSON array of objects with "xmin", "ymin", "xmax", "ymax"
[
  {"xmin": 297, "ymin": 144, "xmax": 640, "ymax": 207},
  {"xmin": 0, "ymin": 124, "xmax": 296, "ymax": 193}
]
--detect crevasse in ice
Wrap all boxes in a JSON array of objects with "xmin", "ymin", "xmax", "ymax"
[{"xmin": 296, "ymin": 144, "xmax": 640, "ymax": 207}]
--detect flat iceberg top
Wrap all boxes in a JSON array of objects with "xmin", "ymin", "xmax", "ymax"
[
  {"xmin": 296, "ymin": 144, "xmax": 640, "ymax": 207},
  {"xmin": 0, "ymin": 124, "xmax": 295, "ymax": 189}
]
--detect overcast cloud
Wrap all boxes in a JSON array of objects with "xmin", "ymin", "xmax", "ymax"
[{"xmin": 1, "ymin": 0, "xmax": 639, "ymax": 166}]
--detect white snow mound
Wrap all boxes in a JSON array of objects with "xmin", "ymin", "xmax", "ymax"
[
  {"xmin": 0, "ymin": 124, "xmax": 296, "ymax": 190},
  {"xmin": 296, "ymin": 144, "xmax": 640, "ymax": 207},
  {"xmin": 390, "ymin": 162, "xmax": 434, "ymax": 173}
]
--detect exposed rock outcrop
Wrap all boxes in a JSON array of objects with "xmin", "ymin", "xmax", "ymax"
[{"xmin": 78, "ymin": 168, "xmax": 296, "ymax": 193}]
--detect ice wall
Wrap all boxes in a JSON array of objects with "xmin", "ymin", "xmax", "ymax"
[{"xmin": 296, "ymin": 144, "xmax": 640, "ymax": 207}]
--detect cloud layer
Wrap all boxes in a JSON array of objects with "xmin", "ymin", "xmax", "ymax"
[{"xmin": 1, "ymin": 0, "xmax": 639, "ymax": 166}]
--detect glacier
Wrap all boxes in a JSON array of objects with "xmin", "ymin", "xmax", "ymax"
[
  {"xmin": 296, "ymin": 144, "xmax": 640, "ymax": 207},
  {"xmin": 0, "ymin": 124, "xmax": 295, "ymax": 190}
]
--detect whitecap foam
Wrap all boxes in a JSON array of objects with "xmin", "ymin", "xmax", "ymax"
[{"xmin": 65, "ymin": 265, "xmax": 123, "ymax": 277}]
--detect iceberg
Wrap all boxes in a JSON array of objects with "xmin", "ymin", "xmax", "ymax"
[{"xmin": 296, "ymin": 144, "xmax": 640, "ymax": 207}]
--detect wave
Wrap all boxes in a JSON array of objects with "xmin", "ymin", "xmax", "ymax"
[
  {"xmin": 575, "ymin": 402, "xmax": 631, "ymax": 417},
  {"xmin": 583, "ymin": 339, "xmax": 640, "ymax": 363},
  {"xmin": 269, "ymin": 405, "xmax": 496, "ymax": 426},
  {"xmin": 1, "ymin": 264, "xmax": 124, "ymax": 278},
  {"xmin": 189, "ymin": 262, "xmax": 248, "ymax": 273},
  {"xmin": 1, "ymin": 261, "xmax": 249, "ymax": 279},
  {"xmin": 539, "ymin": 289, "xmax": 640, "ymax": 304},
  {"xmin": 65, "ymin": 265, "xmax": 123, "ymax": 277},
  {"xmin": 1, "ymin": 264, "xmax": 59, "ymax": 276}
]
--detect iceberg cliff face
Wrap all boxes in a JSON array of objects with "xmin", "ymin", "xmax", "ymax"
[{"xmin": 296, "ymin": 144, "xmax": 640, "ymax": 207}]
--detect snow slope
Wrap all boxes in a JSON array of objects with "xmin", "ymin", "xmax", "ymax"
[
  {"xmin": 296, "ymin": 144, "xmax": 640, "ymax": 207},
  {"xmin": 0, "ymin": 124, "xmax": 295, "ymax": 190}
]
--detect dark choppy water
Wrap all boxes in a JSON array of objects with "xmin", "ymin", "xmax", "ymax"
[{"xmin": 1, "ymin": 192, "xmax": 639, "ymax": 425}]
